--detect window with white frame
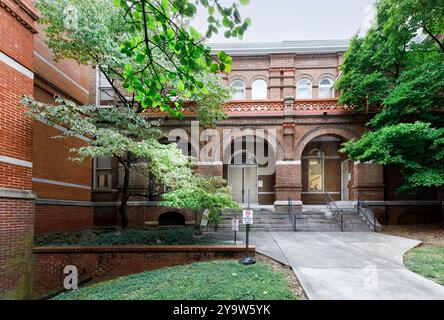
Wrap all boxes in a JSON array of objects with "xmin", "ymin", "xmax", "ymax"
[
  {"xmin": 94, "ymin": 157, "xmax": 113, "ymax": 190},
  {"xmin": 308, "ymin": 149, "xmax": 324, "ymax": 192},
  {"xmin": 96, "ymin": 69, "xmax": 116, "ymax": 106},
  {"xmin": 231, "ymin": 80, "xmax": 246, "ymax": 100},
  {"xmin": 251, "ymin": 79, "xmax": 267, "ymax": 100},
  {"xmin": 296, "ymin": 78, "xmax": 312, "ymax": 99},
  {"xmin": 318, "ymin": 78, "xmax": 334, "ymax": 98}
]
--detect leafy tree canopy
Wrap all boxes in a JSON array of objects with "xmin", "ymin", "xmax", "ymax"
[
  {"xmin": 337, "ymin": 0, "xmax": 444, "ymax": 192},
  {"xmin": 26, "ymin": 0, "xmax": 247, "ymax": 227},
  {"xmin": 36, "ymin": 0, "xmax": 250, "ymax": 122}
]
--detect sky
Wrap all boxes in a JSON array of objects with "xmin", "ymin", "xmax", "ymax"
[{"xmin": 192, "ymin": 0, "xmax": 378, "ymax": 44}]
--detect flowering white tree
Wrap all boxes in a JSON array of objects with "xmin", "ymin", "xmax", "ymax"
[{"xmin": 24, "ymin": 0, "xmax": 249, "ymax": 228}]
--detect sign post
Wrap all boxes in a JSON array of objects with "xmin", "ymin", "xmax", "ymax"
[
  {"xmin": 239, "ymin": 190, "xmax": 256, "ymax": 265},
  {"xmin": 232, "ymin": 218, "xmax": 239, "ymax": 245}
]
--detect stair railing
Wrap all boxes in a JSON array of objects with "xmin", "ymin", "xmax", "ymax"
[
  {"xmin": 324, "ymin": 190, "xmax": 344, "ymax": 231},
  {"xmin": 288, "ymin": 198, "xmax": 297, "ymax": 232},
  {"xmin": 357, "ymin": 197, "xmax": 381, "ymax": 232}
]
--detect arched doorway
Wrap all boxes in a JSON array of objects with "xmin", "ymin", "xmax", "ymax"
[
  {"xmin": 300, "ymin": 135, "xmax": 352, "ymax": 204},
  {"xmin": 158, "ymin": 212, "xmax": 186, "ymax": 226},
  {"xmin": 224, "ymin": 135, "xmax": 276, "ymax": 206}
]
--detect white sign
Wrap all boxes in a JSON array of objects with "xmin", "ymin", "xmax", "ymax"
[
  {"xmin": 232, "ymin": 219, "xmax": 240, "ymax": 232},
  {"xmin": 242, "ymin": 210, "xmax": 254, "ymax": 225}
]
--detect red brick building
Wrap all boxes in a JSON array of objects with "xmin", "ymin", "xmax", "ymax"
[
  {"xmin": 0, "ymin": 3, "xmax": 442, "ymax": 299},
  {"xmin": 0, "ymin": 0, "xmax": 92, "ymax": 298}
]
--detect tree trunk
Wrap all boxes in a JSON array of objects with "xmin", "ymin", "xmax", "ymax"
[{"xmin": 119, "ymin": 162, "xmax": 130, "ymax": 229}]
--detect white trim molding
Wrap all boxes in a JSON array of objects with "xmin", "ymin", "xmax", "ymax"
[
  {"xmin": 0, "ymin": 51, "xmax": 34, "ymax": 79},
  {"xmin": 0, "ymin": 188, "xmax": 36, "ymax": 199},
  {"xmin": 32, "ymin": 177, "xmax": 91, "ymax": 190},
  {"xmin": 0, "ymin": 155, "xmax": 33, "ymax": 168}
]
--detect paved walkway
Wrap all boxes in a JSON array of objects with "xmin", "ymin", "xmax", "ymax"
[{"xmin": 210, "ymin": 232, "xmax": 444, "ymax": 300}]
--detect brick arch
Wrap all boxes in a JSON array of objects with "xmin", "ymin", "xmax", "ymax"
[
  {"xmin": 217, "ymin": 127, "xmax": 286, "ymax": 162},
  {"xmin": 151, "ymin": 207, "xmax": 188, "ymax": 220},
  {"xmin": 294, "ymin": 126, "xmax": 359, "ymax": 160}
]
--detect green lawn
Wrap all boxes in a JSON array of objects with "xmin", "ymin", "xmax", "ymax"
[
  {"xmin": 35, "ymin": 227, "xmax": 221, "ymax": 246},
  {"xmin": 405, "ymin": 246, "xmax": 444, "ymax": 286},
  {"xmin": 53, "ymin": 260, "xmax": 297, "ymax": 300}
]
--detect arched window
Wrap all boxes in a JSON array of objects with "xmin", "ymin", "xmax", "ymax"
[
  {"xmin": 318, "ymin": 78, "xmax": 334, "ymax": 98},
  {"xmin": 296, "ymin": 78, "xmax": 312, "ymax": 99},
  {"xmin": 308, "ymin": 149, "xmax": 324, "ymax": 192},
  {"xmin": 231, "ymin": 80, "xmax": 245, "ymax": 100},
  {"xmin": 251, "ymin": 79, "xmax": 267, "ymax": 100}
]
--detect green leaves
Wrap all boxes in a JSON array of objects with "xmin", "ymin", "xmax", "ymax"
[{"xmin": 338, "ymin": 0, "xmax": 444, "ymax": 193}]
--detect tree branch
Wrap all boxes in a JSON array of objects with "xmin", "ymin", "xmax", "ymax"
[{"xmin": 423, "ymin": 25, "xmax": 444, "ymax": 53}]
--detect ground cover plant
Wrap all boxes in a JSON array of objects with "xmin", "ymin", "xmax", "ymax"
[
  {"xmin": 53, "ymin": 260, "xmax": 297, "ymax": 300},
  {"xmin": 34, "ymin": 227, "xmax": 222, "ymax": 246}
]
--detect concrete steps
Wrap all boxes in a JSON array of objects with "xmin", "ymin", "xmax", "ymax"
[{"xmin": 207, "ymin": 205, "xmax": 375, "ymax": 233}]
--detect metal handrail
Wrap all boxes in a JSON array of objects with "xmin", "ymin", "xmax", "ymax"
[
  {"xmin": 357, "ymin": 197, "xmax": 379, "ymax": 232},
  {"xmin": 324, "ymin": 190, "xmax": 344, "ymax": 231},
  {"xmin": 288, "ymin": 198, "xmax": 297, "ymax": 232}
]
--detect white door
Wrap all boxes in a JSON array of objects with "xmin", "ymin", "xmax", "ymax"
[
  {"xmin": 228, "ymin": 166, "xmax": 243, "ymax": 203},
  {"xmin": 228, "ymin": 165, "xmax": 258, "ymax": 205},
  {"xmin": 243, "ymin": 166, "xmax": 258, "ymax": 204},
  {"xmin": 341, "ymin": 160, "xmax": 350, "ymax": 201}
]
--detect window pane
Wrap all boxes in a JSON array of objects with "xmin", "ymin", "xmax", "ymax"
[
  {"xmin": 319, "ymin": 87, "xmax": 333, "ymax": 98},
  {"xmin": 251, "ymin": 79, "xmax": 267, "ymax": 100},
  {"xmin": 319, "ymin": 78, "xmax": 334, "ymax": 98},
  {"xmin": 296, "ymin": 78, "xmax": 312, "ymax": 99},
  {"xmin": 97, "ymin": 157, "xmax": 112, "ymax": 169},
  {"xmin": 309, "ymin": 160, "xmax": 323, "ymax": 191},
  {"xmin": 231, "ymin": 80, "xmax": 245, "ymax": 100},
  {"xmin": 308, "ymin": 150, "xmax": 323, "ymax": 192}
]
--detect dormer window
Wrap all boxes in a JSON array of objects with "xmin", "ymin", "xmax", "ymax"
[
  {"xmin": 231, "ymin": 80, "xmax": 246, "ymax": 100},
  {"xmin": 296, "ymin": 78, "xmax": 312, "ymax": 99},
  {"xmin": 319, "ymin": 78, "xmax": 334, "ymax": 98}
]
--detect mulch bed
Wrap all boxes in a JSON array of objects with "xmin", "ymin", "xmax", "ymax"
[
  {"xmin": 383, "ymin": 223, "xmax": 444, "ymax": 247},
  {"xmin": 256, "ymin": 253, "xmax": 307, "ymax": 300}
]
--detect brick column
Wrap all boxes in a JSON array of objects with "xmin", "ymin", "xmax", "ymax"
[
  {"xmin": 352, "ymin": 162, "xmax": 385, "ymax": 201},
  {"xmin": 0, "ymin": 1, "xmax": 37, "ymax": 299},
  {"xmin": 274, "ymin": 97, "xmax": 302, "ymax": 212}
]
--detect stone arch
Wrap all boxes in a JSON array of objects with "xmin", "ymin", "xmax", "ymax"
[{"xmin": 294, "ymin": 126, "xmax": 359, "ymax": 160}]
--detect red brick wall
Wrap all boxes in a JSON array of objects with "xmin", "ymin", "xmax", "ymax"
[
  {"xmin": 32, "ymin": 245, "xmax": 255, "ymax": 298},
  {"xmin": 0, "ymin": 63, "xmax": 33, "ymax": 183},
  {"xmin": 94, "ymin": 205, "xmax": 195, "ymax": 228},
  {"xmin": 0, "ymin": 1, "xmax": 37, "ymax": 299},
  {"xmin": 0, "ymin": 4, "xmax": 35, "ymax": 70},
  {"xmin": 32, "ymin": 87, "xmax": 92, "ymax": 202},
  {"xmin": 35, "ymin": 205, "xmax": 94, "ymax": 236},
  {"xmin": 0, "ymin": 198, "xmax": 34, "ymax": 299}
]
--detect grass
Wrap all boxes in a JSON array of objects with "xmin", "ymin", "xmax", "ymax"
[
  {"xmin": 404, "ymin": 246, "xmax": 444, "ymax": 286},
  {"xmin": 35, "ymin": 227, "xmax": 222, "ymax": 246},
  {"xmin": 53, "ymin": 260, "xmax": 297, "ymax": 300}
]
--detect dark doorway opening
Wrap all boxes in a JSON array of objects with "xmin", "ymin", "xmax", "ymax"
[{"xmin": 158, "ymin": 212, "xmax": 186, "ymax": 226}]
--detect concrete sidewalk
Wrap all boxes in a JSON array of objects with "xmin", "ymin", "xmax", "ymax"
[{"xmin": 209, "ymin": 232, "xmax": 444, "ymax": 300}]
